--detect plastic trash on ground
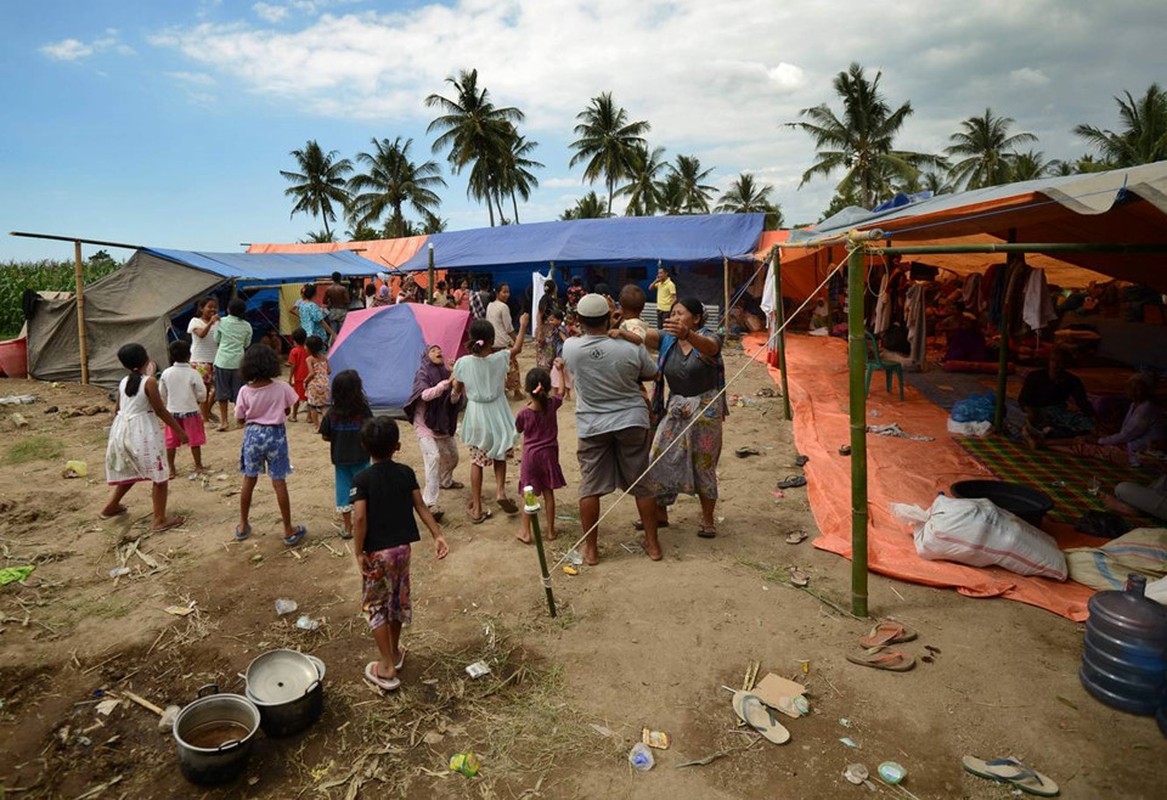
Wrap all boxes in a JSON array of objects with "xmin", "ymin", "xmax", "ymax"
[
  {"xmin": 274, "ymin": 598, "xmax": 298, "ymax": 615},
  {"xmin": 449, "ymin": 752, "xmax": 480, "ymax": 778},
  {"xmin": 628, "ymin": 742, "xmax": 655, "ymax": 771}
]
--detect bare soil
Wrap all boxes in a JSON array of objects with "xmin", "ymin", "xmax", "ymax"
[{"xmin": 0, "ymin": 345, "xmax": 1161, "ymax": 799}]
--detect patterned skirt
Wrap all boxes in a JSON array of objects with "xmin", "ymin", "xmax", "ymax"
[{"xmin": 644, "ymin": 389, "xmax": 724, "ymax": 503}]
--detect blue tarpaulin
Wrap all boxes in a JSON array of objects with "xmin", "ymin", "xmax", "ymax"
[
  {"xmin": 398, "ymin": 214, "xmax": 765, "ymax": 273},
  {"xmin": 142, "ymin": 248, "xmax": 377, "ymax": 282}
]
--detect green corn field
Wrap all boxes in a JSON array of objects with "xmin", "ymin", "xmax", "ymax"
[{"xmin": 0, "ymin": 256, "xmax": 122, "ymax": 338}]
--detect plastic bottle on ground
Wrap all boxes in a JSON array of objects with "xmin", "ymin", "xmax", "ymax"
[{"xmin": 628, "ymin": 742, "xmax": 654, "ymax": 771}]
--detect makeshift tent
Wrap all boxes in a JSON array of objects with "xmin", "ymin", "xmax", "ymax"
[
  {"xmin": 328, "ymin": 304, "xmax": 471, "ymax": 411},
  {"xmin": 26, "ymin": 248, "xmax": 377, "ymax": 386}
]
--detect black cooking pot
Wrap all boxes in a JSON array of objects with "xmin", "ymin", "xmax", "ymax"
[
  {"xmin": 244, "ymin": 649, "xmax": 324, "ymax": 737},
  {"xmin": 173, "ymin": 684, "xmax": 260, "ymax": 785}
]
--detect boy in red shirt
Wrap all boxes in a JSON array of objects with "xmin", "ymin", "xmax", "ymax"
[{"xmin": 285, "ymin": 328, "xmax": 309, "ymax": 421}]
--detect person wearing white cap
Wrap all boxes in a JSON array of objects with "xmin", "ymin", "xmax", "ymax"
[{"xmin": 562, "ymin": 293, "xmax": 662, "ymax": 564}]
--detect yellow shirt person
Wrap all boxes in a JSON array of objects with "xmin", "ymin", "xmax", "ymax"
[{"xmin": 650, "ymin": 267, "xmax": 676, "ymax": 328}]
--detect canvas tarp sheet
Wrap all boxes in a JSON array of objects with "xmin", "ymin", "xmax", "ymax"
[
  {"xmin": 742, "ymin": 332, "xmax": 1100, "ymax": 620},
  {"xmin": 397, "ymin": 213, "xmax": 765, "ymax": 273},
  {"xmin": 247, "ymin": 236, "xmax": 428, "ymax": 272},
  {"xmin": 27, "ymin": 251, "xmax": 223, "ymax": 386},
  {"xmin": 143, "ymin": 248, "xmax": 378, "ymax": 283}
]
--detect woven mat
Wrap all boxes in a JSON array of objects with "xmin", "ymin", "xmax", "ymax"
[{"xmin": 959, "ymin": 437, "xmax": 1153, "ymax": 524}]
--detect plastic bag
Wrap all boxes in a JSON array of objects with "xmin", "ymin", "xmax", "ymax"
[
  {"xmin": 893, "ymin": 495, "xmax": 1067, "ymax": 580},
  {"xmin": 950, "ymin": 393, "xmax": 996, "ymax": 423}
]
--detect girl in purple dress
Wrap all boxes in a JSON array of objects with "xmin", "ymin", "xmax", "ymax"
[{"xmin": 514, "ymin": 367, "xmax": 567, "ymax": 544}]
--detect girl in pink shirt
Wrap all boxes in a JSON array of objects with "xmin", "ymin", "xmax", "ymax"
[{"xmin": 234, "ymin": 344, "xmax": 305, "ymax": 546}]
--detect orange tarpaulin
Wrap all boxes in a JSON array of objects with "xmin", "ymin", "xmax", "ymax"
[
  {"xmin": 248, "ymin": 236, "xmax": 445, "ymax": 289},
  {"xmin": 742, "ymin": 332, "xmax": 1100, "ymax": 620}
]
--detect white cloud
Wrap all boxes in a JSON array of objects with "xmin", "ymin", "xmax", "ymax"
[
  {"xmin": 40, "ymin": 30, "xmax": 135, "ymax": 61},
  {"xmin": 253, "ymin": 3, "xmax": 289, "ymax": 23},
  {"xmin": 1010, "ymin": 67, "xmax": 1051, "ymax": 87}
]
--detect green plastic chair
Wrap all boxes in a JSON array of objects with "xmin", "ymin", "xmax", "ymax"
[{"xmin": 865, "ymin": 331, "xmax": 904, "ymax": 399}]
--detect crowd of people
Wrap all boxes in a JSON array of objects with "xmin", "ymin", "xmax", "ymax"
[{"xmin": 99, "ymin": 269, "xmax": 728, "ymax": 692}]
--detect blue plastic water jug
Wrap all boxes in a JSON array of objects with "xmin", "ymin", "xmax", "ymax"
[{"xmin": 1080, "ymin": 574, "xmax": 1167, "ymax": 716}]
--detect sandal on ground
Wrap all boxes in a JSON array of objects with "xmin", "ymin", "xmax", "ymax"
[
  {"xmin": 632, "ymin": 519, "xmax": 669, "ymax": 531},
  {"xmin": 443, "ymin": 480, "xmax": 465, "ymax": 489},
  {"xmin": 794, "ymin": 454, "xmax": 810, "ymax": 467},
  {"xmin": 234, "ymin": 523, "xmax": 252, "ymax": 542},
  {"xmin": 845, "ymin": 646, "xmax": 916, "ymax": 672},
  {"xmin": 99, "ymin": 506, "xmax": 128, "ymax": 520},
  {"xmin": 776, "ymin": 475, "xmax": 807, "ymax": 489},
  {"xmin": 497, "ymin": 497, "xmax": 519, "ymax": 515},
  {"xmin": 697, "ymin": 526, "xmax": 717, "ymax": 539},
  {"xmin": 364, "ymin": 661, "xmax": 400, "ymax": 692},
  {"xmin": 395, "ymin": 650, "xmax": 406, "ymax": 671},
  {"xmin": 785, "ymin": 530, "xmax": 808, "ymax": 545},
  {"xmin": 731, "ymin": 691, "xmax": 790, "ymax": 745},
  {"xmin": 429, "ymin": 509, "xmax": 445, "ymax": 523},
  {"xmin": 149, "ymin": 516, "xmax": 185, "ymax": 534},
  {"xmin": 755, "ymin": 388, "xmax": 777, "ymax": 398},
  {"xmin": 860, "ymin": 620, "xmax": 918, "ymax": 649},
  {"xmin": 788, "ymin": 566, "xmax": 810, "ymax": 587},
  {"xmin": 337, "ymin": 528, "xmax": 353, "ymax": 540},
  {"xmin": 284, "ymin": 525, "xmax": 307, "ymax": 546},
  {"xmin": 734, "ymin": 446, "xmax": 761, "ymax": 458},
  {"xmin": 961, "ymin": 756, "xmax": 1059, "ymax": 797},
  {"xmin": 469, "ymin": 509, "xmax": 492, "ymax": 525}
]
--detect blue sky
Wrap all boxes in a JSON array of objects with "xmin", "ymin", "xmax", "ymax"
[{"xmin": 2, "ymin": 0, "xmax": 1164, "ymax": 262}]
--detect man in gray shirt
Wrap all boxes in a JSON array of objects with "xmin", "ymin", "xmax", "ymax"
[{"xmin": 563, "ymin": 293, "xmax": 661, "ymax": 564}]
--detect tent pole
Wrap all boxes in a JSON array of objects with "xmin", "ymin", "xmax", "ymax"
[
  {"xmin": 427, "ymin": 244, "xmax": 435, "ymax": 303},
  {"xmin": 773, "ymin": 248, "xmax": 792, "ymax": 420},
  {"xmin": 722, "ymin": 255, "xmax": 730, "ymax": 333},
  {"xmin": 993, "ymin": 231, "xmax": 1018, "ymax": 432},
  {"xmin": 847, "ymin": 243, "xmax": 869, "ymax": 617},
  {"xmin": 74, "ymin": 240, "xmax": 90, "ymax": 385}
]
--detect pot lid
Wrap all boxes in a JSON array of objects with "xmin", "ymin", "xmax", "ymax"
[{"xmin": 245, "ymin": 649, "xmax": 318, "ymax": 704}]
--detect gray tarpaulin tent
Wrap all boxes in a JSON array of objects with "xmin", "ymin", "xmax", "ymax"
[{"xmin": 26, "ymin": 248, "xmax": 377, "ymax": 387}]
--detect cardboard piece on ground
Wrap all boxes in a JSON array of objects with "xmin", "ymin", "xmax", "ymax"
[{"xmin": 753, "ymin": 672, "xmax": 806, "ymax": 715}]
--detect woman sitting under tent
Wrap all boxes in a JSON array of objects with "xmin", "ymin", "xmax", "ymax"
[{"xmin": 1018, "ymin": 346, "xmax": 1095, "ymax": 449}]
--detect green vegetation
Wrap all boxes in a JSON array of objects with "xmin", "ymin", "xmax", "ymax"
[
  {"xmin": 6, "ymin": 436, "xmax": 65, "ymax": 465},
  {"xmin": 0, "ymin": 253, "xmax": 121, "ymax": 338}
]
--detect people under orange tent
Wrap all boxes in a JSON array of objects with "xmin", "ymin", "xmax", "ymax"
[
  {"xmin": 1018, "ymin": 346, "xmax": 1096, "ymax": 449},
  {"xmin": 1060, "ymin": 373, "xmax": 1167, "ymax": 467}
]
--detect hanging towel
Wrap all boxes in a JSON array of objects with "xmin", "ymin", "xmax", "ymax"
[
  {"xmin": 874, "ymin": 273, "xmax": 892, "ymax": 335},
  {"xmin": 1022, "ymin": 268, "xmax": 1058, "ymax": 332}
]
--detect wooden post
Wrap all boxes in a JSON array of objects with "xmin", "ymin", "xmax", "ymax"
[
  {"xmin": 523, "ymin": 486, "xmax": 557, "ymax": 617},
  {"xmin": 847, "ymin": 243, "xmax": 869, "ymax": 617},
  {"xmin": 74, "ymin": 240, "xmax": 90, "ymax": 385},
  {"xmin": 427, "ymin": 243, "xmax": 435, "ymax": 303},
  {"xmin": 773, "ymin": 248, "xmax": 792, "ymax": 420},
  {"xmin": 994, "ymin": 231, "xmax": 1018, "ymax": 432},
  {"xmin": 722, "ymin": 255, "xmax": 730, "ymax": 332}
]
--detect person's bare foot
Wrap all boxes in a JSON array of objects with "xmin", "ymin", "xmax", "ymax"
[
  {"xmin": 168, "ymin": 471, "xmax": 179, "ymax": 480},
  {"xmin": 99, "ymin": 504, "xmax": 127, "ymax": 519},
  {"xmin": 217, "ymin": 425, "xmax": 229, "ymax": 433},
  {"xmin": 545, "ymin": 529, "xmax": 557, "ymax": 541},
  {"xmin": 644, "ymin": 533, "xmax": 663, "ymax": 561},
  {"xmin": 150, "ymin": 515, "xmax": 184, "ymax": 533},
  {"xmin": 515, "ymin": 531, "xmax": 532, "ymax": 544},
  {"xmin": 582, "ymin": 539, "xmax": 599, "ymax": 565}
]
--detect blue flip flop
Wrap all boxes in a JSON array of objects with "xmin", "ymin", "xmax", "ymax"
[
  {"xmin": 234, "ymin": 524, "xmax": 252, "ymax": 542},
  {"xmin": 283, "ymin": 525, "xmax": 307, "ymax": 546}
]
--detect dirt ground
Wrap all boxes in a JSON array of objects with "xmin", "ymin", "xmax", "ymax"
[{"xmin": 0, "ymin": 343, "xmax": 1162, "ymax": 799}]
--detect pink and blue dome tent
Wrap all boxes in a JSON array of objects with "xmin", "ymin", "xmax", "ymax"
[{"xmin": 328, "ymin": 303, "xmax": 471, "ymax": 412}]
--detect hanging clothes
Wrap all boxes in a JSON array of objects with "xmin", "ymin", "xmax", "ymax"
[
  {"xmin": 874, "ymin": 272, "xmax": 892, "ymax": 335},
  {"xmin": 1022, "ymin": 268, "xmax": 1058, "ymax": 332},
  {"xmin": 962, "ymin": 273, "xmax": 983, "ymax": 314},
  {"xmin": 905, "ymin": 283, "xmax": 927, "ymax": 368}
]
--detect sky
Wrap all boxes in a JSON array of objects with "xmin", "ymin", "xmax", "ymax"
[{"xmin": 1, "ymin": 0, "xmax": 1164, "ymax": 262}]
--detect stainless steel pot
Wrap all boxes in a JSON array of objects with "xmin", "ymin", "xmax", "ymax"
[
  {"xmin": 244, "ymin": 649, "xmax": 324, "ymax": 737},
  {"xmin": 173, "ymin": 684, "xmax": 260, "ymax": 785}
]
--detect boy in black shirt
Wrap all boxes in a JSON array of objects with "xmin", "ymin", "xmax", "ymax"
[{"xmin": 351, "ymin": 417, "xmax": 448, "ymax": 692}]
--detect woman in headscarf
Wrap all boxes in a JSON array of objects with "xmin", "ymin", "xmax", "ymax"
[
  {"xmin": 403, "ymin": 345, "xmax": 465, "ymax": 519},
  {"xmin": 640, "ymin": 297, "xmax": 728, "ymax": 538}
]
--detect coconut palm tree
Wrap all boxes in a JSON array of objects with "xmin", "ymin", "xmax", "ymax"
[
  {"xmin": 667, "ymin": 154, "xmax": 717, "ymax": 214},
  {"xmin": 657, "ymin": 172, "xmax": 686, "ymax": 216},
  {"xmin": 496, "ymin": 131, "xmax": 543, "ymax": 224},
  {"xmin": 280, "ymin": 140, "xmax": 353, "ymax": 239},
  {"xmin": 715, "ymin": 173, "xmax": 784, "ymax": 228},
  {"xmin": 619, "ymin": 144, "xmax": 667, "ymax": 216},
  {"xmin": 1074, "ymin": 83, "xmax": 1167, "ymax": 167},
  {"xmin": 944, "ymin": 109, "xmax": 1038, "ymax": 190},
  {"xmin": 300, "ymin": 229, "xmax": 335, "ymax": 244},
  {"xmin": 788, "ymin": 62, "xmax": 935, "ymax": 209},
  {"xmin": 1010, "ymin": 150, "xmax": 1058, "ymax": 182},
  {"xmin": 560, "ymin": 191, "xmax": 610, "ymax": 220},
  {"xmin": 347, "ymin": 137, "xmax": 447, "ymax": 239},
  {"xmin": 425, "ymin": 68, "xmax": 523, "ymax": 227},
  {"xmin": 569, "ymin": 92, "xmax": 650, "ymax": 215}
]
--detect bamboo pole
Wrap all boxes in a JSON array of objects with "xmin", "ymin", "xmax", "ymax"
[
  {"xmin": 847, "ymin": 244, "xmax": 869, "ymax": 617},
  {"xmin": 773, "ymin": 248, "xmax": 792, "ymax": 420},
  {"xmin": 74, "ymin": 240, "xmax": 90, "ymax": 385},
  {"xmin": 427, "ymin": 243, "xmax": 435, "ymax": 303},
  {"xmin": 523, "ymin": 486, "xmax": 557, "ymax": 617},
  {"xmin": 993, "ymin": 234, "xmax": 1019, "ymax": 432},
  {"xmin": 722, "ymin": 255, "xmax": 730, "ymax": 333}
]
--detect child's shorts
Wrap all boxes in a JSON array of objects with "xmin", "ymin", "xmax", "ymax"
[
  {"xmin": 240, "ymin": 423, "xmax": 292, "ymax": 480},
  {"xmin": 292, "ymin": 379, "xmax": 306, "ymax": 403},
  {"xmin": 165, "ymin": 411, "xmax": 206, "ymax": 449},
  {"xmin": 468, "ymin": 446, "xmax": 512, "ymax": 468},
  {"xmin": 334, "ymin": 461, "xmax": 369, "ymax": 512},
  {"xmin": 214, "ymin": 366, "xmax": 244, "ymax": 403},
  {"xmin": 361, "ymin": 545, "xmax": 411, "ymax": 629}
]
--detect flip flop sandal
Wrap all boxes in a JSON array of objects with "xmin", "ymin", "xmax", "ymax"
[
  {"xmin": 234, "ymin": 524, "xmax": 252, "ymax": 542},
  {"xmin": 961, "ymin": 756, "xmax": 1059, "ymax": 797},
  {"xmin": 149, "ymin": 516, "xmax": 185, "ymax": 534},
  {"xmin": 845, "ymin": 646, "xmax": 916, "ymax": 672},
  {"xmin": 860, "ymin": 620, "xmax": 918, "ymax": 649},
  {"xmin": 735, "ymin": 446, "xmax": 761, "ymax": 458},
  {"xmin": 697, "ymin": 526, "xmax": 717, "ymax": 539},
  {"xmin": 497, "ymin": 497, "xmax": 519, "ymax": 515},
  {"xmin": 337, "ymin": 529, "xmax": 354, "ymax": 540},
  {"xmin": 776, "ymin": 475, "xmax": 807, "ymax": 489},
  {"xmin": 755, "ymin": 388, "xmax": 777, "ymax": 398},
  {"xmin": 395, "ymin": 649, "xmax": 406, "ymax": 671},
  {"xmin": 364, "ymin": 661, "xmax": 400, "ymax": 692},
  {"xmin": 838, "ymin": 445, "xmax": 852, "ymax": 456},
  {"xmin": 283, "ymin": 525, "xmax": 307, "ymax": 546},
  {"xmin": 444, "ymin": 481, "xmax": 465, "ymax": 489},
  {"xmin": 469, "ymin": 509, "xmax": 492, "ymax": 525},
  {"xmin": 785, "ymin": 530, "xmax": 808, "ymax": 545},
  {"xmin": 99, "ymin": 506, "xmax": 128, "ymax": 520},
  {"xmin": 632, "ymin": 519, "xmax": 669, "ymax": 531},
  {"xmin": 788, "ymin": 567, "xmax": 810, "ymax": 587},
  {"xmin": 794, "ymin": 455, "xmax": 810, "ymax": 467},
  {"xmin": 731, "ymin": 691, "xmax": 790, "ymax": 745}
]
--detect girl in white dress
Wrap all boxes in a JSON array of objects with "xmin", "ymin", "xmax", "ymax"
[{"xmin": 101, "ymin": 343, "xmax": 188, "ymax": 532}]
